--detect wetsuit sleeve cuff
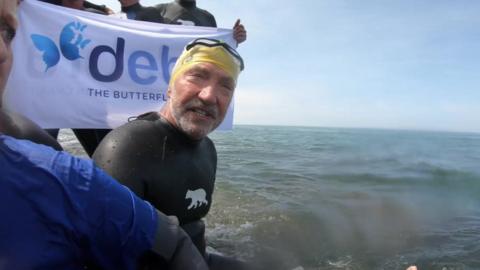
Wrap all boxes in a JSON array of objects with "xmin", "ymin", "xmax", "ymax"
[{"xmin": 151, "ymin": 210, "xmax": 180, "ymax": 260}]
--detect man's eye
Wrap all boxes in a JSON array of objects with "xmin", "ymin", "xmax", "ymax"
[
  {"xmin": 189, "ymin": 72, "xmax": 206, "ymax": 79},
  {"xmin": 0, "ymin": 23, "xmax": 16, "ymax": 44},
  {"xmin": 221, "ymin": 83, "xmax": 234, "ymax": 92}
]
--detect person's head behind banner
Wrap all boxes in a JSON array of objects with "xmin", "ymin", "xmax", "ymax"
[{"xmin": 162, "ymin": 38, "xmax": 244, "ymax": 140}]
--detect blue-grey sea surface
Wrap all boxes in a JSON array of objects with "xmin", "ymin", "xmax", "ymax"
[{"xmin": 59, "ymin": 126, "xmax": 480, "ymax": 270}]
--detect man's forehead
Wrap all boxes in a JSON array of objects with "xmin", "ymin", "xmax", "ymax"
[
  {"xmin": 1, "ymin": 0, "xmax": 18, "ymax": 24},
  {"xmin": 185, "ymin": 63, "xmax": 235, "ymax": 83}
]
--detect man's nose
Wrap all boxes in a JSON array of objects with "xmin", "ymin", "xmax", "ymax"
[{"xmin": 197, "ymin": 85, "xmax": 217, "ymax": 105}]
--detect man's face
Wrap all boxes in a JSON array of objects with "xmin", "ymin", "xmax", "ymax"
[
  {"xmin": 0, "ymin": 0, "xmax": 17, "ymax": 102},
  {"xmin": 166, "ymin": 62, "xmax": 235, "ymax": 140}
]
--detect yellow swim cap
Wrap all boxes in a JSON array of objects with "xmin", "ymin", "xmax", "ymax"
[{"xmin": 170, "ymin": 39, "xmax": 243, "ymax": 86}]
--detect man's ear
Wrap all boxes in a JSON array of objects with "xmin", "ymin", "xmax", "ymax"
[{"xmin": 166, "ymin": 86, "xmax": 172, "ymax": 98}]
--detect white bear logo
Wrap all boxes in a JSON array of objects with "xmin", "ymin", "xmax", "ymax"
[{"xmin": 185, "ymin": 189, "xmax": 208, "ymax": 210}]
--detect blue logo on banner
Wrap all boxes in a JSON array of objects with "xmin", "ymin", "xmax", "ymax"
[
  {"xmin": 30, "ymin": 21, "xmax": 177, "ymax": 85},
  {"xmin": 31, "ymin": 21, "xmax": 91, "ymax": 71}
]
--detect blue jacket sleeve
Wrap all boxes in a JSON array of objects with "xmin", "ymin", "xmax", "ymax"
[
  {"xmin": 47, "ymin": 150, "xmax": 158, "ymax": 269},
  {"xmin": 1, "ymin": 136, "xmax": 159, "ymax": 270},
  {"xmin": 1, "ymin": 136, "xmax": 207, "ymax": 270}
]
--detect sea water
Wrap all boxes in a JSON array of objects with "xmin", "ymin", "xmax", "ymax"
[{"xmin": 59, "ymin": 126, "xmax": 480, "ymax": 270}]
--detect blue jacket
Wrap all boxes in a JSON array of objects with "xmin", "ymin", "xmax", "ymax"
[{"xmin": 0, "ymin": 135, "xmax": 158, "ymax": 270}]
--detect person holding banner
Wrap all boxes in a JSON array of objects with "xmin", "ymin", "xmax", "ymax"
[
  {"xmin": 93, "ymin": 38, "xmax": 251, "ymax": 269},
  {"xmin": 137, "ymin": 0, "xmax": 247, "ymax": 45},
  {"xmin": 0, "ymin": 1, "xmax": 208, "ymax": 269},
  {"xmin": 163, "ymin": 0, "xmax": 246, "ymax": 45}
]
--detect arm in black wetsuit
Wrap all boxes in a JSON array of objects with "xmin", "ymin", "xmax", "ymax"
[
  {"xmin": 84, "ymin": 1, "xmax": 112, "ymax": 14},
  {"xmin": 151, "ymin": 210, "xmax": 208, "ymax": 270}
]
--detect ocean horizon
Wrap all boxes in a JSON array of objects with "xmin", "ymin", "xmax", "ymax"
[{"xmin": 230, "ymin": 124, "xmax": 480, "ymax": 136}]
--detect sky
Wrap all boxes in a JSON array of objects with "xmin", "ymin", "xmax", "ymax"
[{"xmin": 91, "ymin": 0, "xmax": 480, "ymax": 133}]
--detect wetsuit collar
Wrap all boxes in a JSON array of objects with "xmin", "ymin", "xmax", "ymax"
[
  {"xmin": 157, "ymin": 112, "xmax": 204, "ymax": 144},
  {"xmin": 136, "ymin": 111, "xmax": 203, "ymax": 144},
  {"xmin": 175, "ymin": 0, "xmax": 196, "ymax": 9}
]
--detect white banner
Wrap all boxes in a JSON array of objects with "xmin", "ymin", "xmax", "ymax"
[{"xmin": 5, "ymin": 0, "xmax": 235, "ymax": 129}]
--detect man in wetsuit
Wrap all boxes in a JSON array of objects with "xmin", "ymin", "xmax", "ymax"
[
  {"xmin": 118, "ymin": 0, "xmax": 246, "ymax": 45},
  {"xmin": 152, "ymin": 0, "xmax": 247, "ymax": 45},
  {"xmin": 0, "ymin": 1, "xmax": 207, "ymax": 269},
  {"xmin": 93, "ymin": 39, "xmax": 250, "ymax": 269}
]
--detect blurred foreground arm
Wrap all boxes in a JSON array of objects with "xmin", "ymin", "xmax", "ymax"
[{"xmin": 0, "ymin": 138, "xmax": 207, "ymax": 269}]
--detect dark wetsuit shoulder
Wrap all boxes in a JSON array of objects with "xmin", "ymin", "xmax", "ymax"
[
  {"xmin": 135, "ymin": 7, "xmax": 165, "ymax": 23},
  {"xmin": 122, "ymin": 3, "xmax": 164, "ymax": 23},
  {"xmin": 93, "ymin": 112, "xmax": 217, "ymax": 224},
  {"xmin": 0, "ymin": 110, "xmax": 62, "ymax": 151},
  {"xmin": 194, "ymin": 8, "xmax": 216, "ymax": 27},
  {"xmin": 154, "ymin": 3, "xmax": 216, "ymax": 27}
]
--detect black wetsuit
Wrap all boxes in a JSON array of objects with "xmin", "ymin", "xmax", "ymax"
[
  {"xmin": 122, "ymin": 3, "xmax": 164, "ymax": 23},
  {"xmin": 93, "ymin": 112, "xmax": 215, "ymax": 247},
  {"xmin": 0, "ymin": 109, "xmax": 62, "ymax": 151},
  {"xmin": 70, "ymin": 128, "xmax": 110, "ymax": 156},
  {"xmin": 152, "ymin": 0, "xmax": 217, "ymax": 27},
  {"xmin": 93, "ymin": 112, "xmax": 216, "ymax": 223},
  {"xmin": 93, "ymin": 112, "xmax": 250, "ymax": 270}
]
